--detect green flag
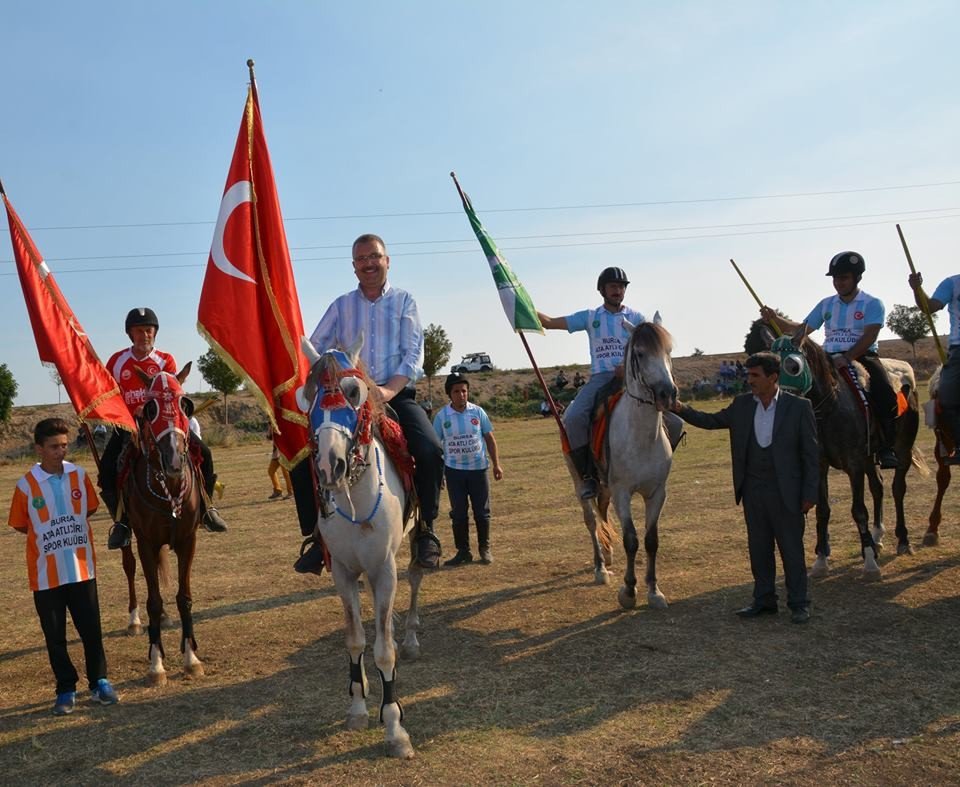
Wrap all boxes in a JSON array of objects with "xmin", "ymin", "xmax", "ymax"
[{"xmin": 451, "ymin": 173, "xmax": 543, "ymax": 334}]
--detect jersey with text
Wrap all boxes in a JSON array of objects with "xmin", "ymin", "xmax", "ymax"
[
  {"xmin": 803, "ymin": 290, "xmax": 884, "ymax": 353},
  {"xmin": 7, "ymin": 462, "xmax": 99, "ymax": 592},
  {"xmin": 932, "ymin": 275, "xmax": 960, "ymax": 347},
  {"xmin": 432, "ymin": 403, "xmax": 493, "ymax": 471},
  {"xmin": 565, "ymin": 305, "xmax": 645, "ymax": 373},
  {"xmin": 106, "ymin": 348, "xmax": 178, "ymax": 413}
]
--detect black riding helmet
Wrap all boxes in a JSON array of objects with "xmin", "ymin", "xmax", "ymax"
[
  {"xmin": 125, "ymin": 307, "xmax": 159, "ymax": 334},
  {"xmin": 597, "ymin": 267, "xmax": 630, "ymax": 291},
  {"xmin": 825, "ymin": 251, "xmax": 865, "ymax": 280},
  {"xmin": 445, "ymin": 372, "xmax": 469, "ymax": 396}
]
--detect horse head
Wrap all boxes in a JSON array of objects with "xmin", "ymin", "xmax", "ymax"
[
  {"xmin": 745, "ymin": 318, "xmax": 834, "ymax": 399},
  {"xmin": 623, "ymin": 319, "xmax": 677, "ymax": 412},
  {"xmin": 136, "ymin": 362, "xmax": 193, "ymax": 478},
  {"xmin": 299, "ymin": 335, "xmax": 373, "ymax": 489}
]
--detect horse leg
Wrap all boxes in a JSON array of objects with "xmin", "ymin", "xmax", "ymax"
[
  {"xmin": 810, "ymin": 464, "xmax": 831, "ymax": 578},
  {"xmin": 176, "ymin": 534, "xmax": 203, "ymax": 678},
  {"xmin": 597, "ymin": 490, "xmax": 615, "ymax": 570},
  {"xmin": 370, "ymin": 555, "xmax": 414, "ymax": 759},
  {"xmin": 891, "ymin": 463, "xmax": 913, "ymax": 556},
  {"xmin": 121, "ymin": 544, "xmax": 142, "ymax": 635},
  {"xmin": 137, "ymin": 541, "xmax": 167, "ymax": 686},
  {"xmin": 850, "ymin": 472, "xmax": 881, "ymax": 579},
  {"xmin": 612, "ymin": 488, "xmax": 639, "ymax": 610},
  {"xmin": 866, "ymin": 464, "xmax": 885, "ymax": 552},
  {"xmin": 580, "ymin": 498, "xmax": 612, "ymax": 585},
  {"xmin": 400, "ymin": 548, "xmax": 423, "ymax": 661},
  {"xmin": 331, "ymin": 560, "xmax": 369, "ymax": 731},
  {"xmin": 926, "ymin": 444, "xmax": 949, "ymax": 546},
  {"xmin": 642, "ymin": 485, "xmax": 669, "ymax": 609}
]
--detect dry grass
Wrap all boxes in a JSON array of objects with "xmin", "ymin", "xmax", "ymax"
[{"xmin": 1, "ymin": 403, "xmax": 959, "ymax": 786}]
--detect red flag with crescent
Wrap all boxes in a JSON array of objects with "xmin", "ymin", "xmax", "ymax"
[
  {"xmin": 197, "ymin": 87, "xmax": 310, "ymax": 468},
  {"xmin": 3, "ymin": 188, "xmax": 136, "ymax": 432}
]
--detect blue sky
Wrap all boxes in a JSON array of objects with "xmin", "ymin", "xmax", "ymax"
[{"xmin": 2, "ymin": 2, "xmax": 959, "ymax": 405}]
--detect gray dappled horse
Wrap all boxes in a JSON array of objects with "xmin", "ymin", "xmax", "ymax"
[
  {"xmin": 299, "ymin": 337, "xmax": 422, "ymax": 760},
  {"xmin": 567, "ymin": 320, "xmax": 678, "ymax": 610},
  {"xmin": 746, "ymin": 319, "xmax": 928, "ymax": 578}
]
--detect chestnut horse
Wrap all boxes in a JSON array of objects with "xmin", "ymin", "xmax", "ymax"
[
  {"xmin": 925, "ymin": 368, "xmax": 954, "ymax": 545},
  {"xmin": 122, "ymin": 363, "xmax": 204, "ymax": 685}
]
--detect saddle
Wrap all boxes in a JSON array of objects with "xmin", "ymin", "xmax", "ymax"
[
  {"xmin": 838, "ymin": 362, "xmax": 909, "ymax": 421},
  {"xmin": 588, "ymin": 377, "xmax": 626, "ymax": 485}
]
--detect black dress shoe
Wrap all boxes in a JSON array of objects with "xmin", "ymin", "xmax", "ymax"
[
  {"xmin": 107, "ymin": 522, "xmax": 131, "ymax": 550},
  {"xmin": 735, "ymin": 603, "xmax": 778, "ymax": 618},
  {"xmin": 202, "ymin": 508, "xmax": 228, "ymax": 532},
  {"xmin": 444, "ymin": 550, "xmax": 473, "ymax": 567},
  {"xmin": 946, "ymin": 452, "xmax": 960, "ymax": 466},
  {"xmin": 790, "ymin": 607, "xmax": 811, "ymax": 624},
  {"xmin": 579, "ymin": 478, "xmax": 598, "ymax": 500},
  {"xmin": 293, "ymin": 538, "xmax": 325, "ymax": 576},
  {"xmin": 877, "ymin": 449, "xmax": 899, "ymax": 469},
  {"xmin": 414, "ymin": 531, "xmax": 442, "ymax": 569}
]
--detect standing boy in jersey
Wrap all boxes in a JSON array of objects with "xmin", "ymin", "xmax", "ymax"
[
  {"xmin": 433, "ymin": 373, "xmax": 503, "ymax": 566},
  {"xmin": 7, "ymin": 418, "xmax": 119, "ymax": 715}
]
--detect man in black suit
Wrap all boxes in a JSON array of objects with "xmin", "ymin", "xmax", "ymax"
[{"xmin": 671, "ymin": 352, "xmax": 819, "ymax": 623}]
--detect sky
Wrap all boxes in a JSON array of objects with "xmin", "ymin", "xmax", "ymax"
[{"xmin": 2, "ymin": 2, "xmax": 959, "ymax": 406}]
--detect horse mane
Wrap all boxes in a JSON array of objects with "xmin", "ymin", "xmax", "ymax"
[{"xmin": 633, "ymin": 320, "xmax": 673, "ymax": 355}]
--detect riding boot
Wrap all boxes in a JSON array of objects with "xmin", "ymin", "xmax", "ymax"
[
  {"xmin": 100, "ymin": 487, "xmax": 130, "ymax": 550},
  {"xmin": 201, "ymin": 473, "xmax": 228, "ymax": 532},
  {"xmin": 875, "ymin": 416, "xmax": 899, "ymax": 470},
  {"xmin": 414, "ymin": 520, "xmax": 442, "ymax": 570},
  {"xmin": 942, "ymin": 406, "xmax": 960, "ymax": 465},
  {"xmin": 443, "ymin": 519, "xmax": 472, "ymax": 566},
  {"xmin": 476, "ymin": 518, "xmax": 492, "ymax": 564},
  {"xmin": 569, "ymin": 446, "xmax": 598, "ymax": 500},
  {"xmin": 294, "ymin": 535, "xmax": 326, "ymax": 576}
]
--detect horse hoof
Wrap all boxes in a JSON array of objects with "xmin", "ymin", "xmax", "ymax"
[
  {"xmin": 809, "ymin": 559, "xmax": 829, "ymax": 579},
  {"xmin": 148, "ymin": 671, "xmax": 168, "ymax": 687},
  {"xmin": 345, "ymin": 712, "xmax": 369, "ymax": 731},
  {"xmin": 922, "ymin": 532, "xmax": 939, "ymax": 547},
  {"xmin": 647, "ymin": 592, "xmax": 668, "ymax": 610},
  {"xmin": 617, "ymin": 587, "xmax": 637, "ymax": 610},
  {"xmin": 863, "ymin": 568, "xmax": 882, "ymax": 582},
  {"xmin": 126, "ymin": 624, "xmax": 142, "ymax": 637},
  {"xmin": 185, "ymin": 663, "xmax": 205, "ymax": 678},
  {"xmin": 387, "ymin": 737, "xmax": 415, "ymax": 759},
  {"xmin": 897, "ymin": 542, "xmax": 914, "ymax": 556},
  {"xmin": 399, "ymin": 643, "xmax": 421, "ymax": 662},
  {"xmin": 594, "ymin": 569, "xmax": 611, "ymax": 586}
]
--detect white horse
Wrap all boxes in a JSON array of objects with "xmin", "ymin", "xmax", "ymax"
[
  {"xmin": 299, "ymin": 337, "xmax": 423, "ymax": 760},
  {"xmin": 566, "ymin": 320, "xmax": 677, "ymax": 610}
]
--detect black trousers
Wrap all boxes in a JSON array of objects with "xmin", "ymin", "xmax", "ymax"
[
  {"xmin": 444, "ymin": 466, "xmax": 491, "ymax": 552},
  {"xmin": 33, "ymin": 579, "xmax": 107, "ymax": 694},
  {"xmin": 742, "ymin": 479, "xmax": 809, "ymax": 610},
  {"xmin": 857, "ymin": 353, "xmax": 899, "ymax": 445}
]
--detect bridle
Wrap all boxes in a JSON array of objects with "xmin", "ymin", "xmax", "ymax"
[{"xmin": 624, "ymin": 328, "xmax": 673, "ymax": 408}]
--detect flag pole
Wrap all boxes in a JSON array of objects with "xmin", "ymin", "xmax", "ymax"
[
  {"xmin": 730, "ymin": 258, "xmax": 783, "ymax": 338},
  {"xmin": 896, "ymin": 223, "xmax": 947, "ymax": 365},
  {"xmin": 247, "ymin": 58, "xmax": 259, "ymax": 103},
  {"xmin": 449, "ymin": 171, "xmax": 570, "ymax": 447}
]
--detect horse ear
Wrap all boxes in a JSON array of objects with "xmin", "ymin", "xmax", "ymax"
[
  {"xmin": 345, "ymin": 332, "xmax": 364, "ymax": 369},
  {"xmin": 340, "ymin": 376, "xmax": 368, "ymax": 410},
  {"xmin": 653, "ymin": 310, "xmax": 662, "ymax": 326},
  {"xmin": 142, "ymin": 399, "xmax": 159, "ymax": 422},
  {"xmin": 791, "ymin": 323, "xmax": 807, "ymax": 349},
  {"xmin": 180, "ymin": 396, "xmax": 195, "ymax": 418},
  {"xmin": 622, "ymin": 318, "xmax": 636, "ymax": 333},
  {"xmin": 298, "ymin": 338, "xmax": 322, "ymax": 412},
  {"xmin": 135, "ymin": 367, "xmax": 152, "ymax": 385},
  {"xmin": 177, "ymin": 361, "xmax": 192, "ymax": 386},
  {"xmin": 301, "ymin": 336, "xmax": 321, "ymax": 366}
]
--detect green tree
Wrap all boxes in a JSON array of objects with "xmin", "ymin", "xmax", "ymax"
[
  {"xmin": 886, "ymin": 304, "xmax": 936, "ymax": 359},
  {"xmin": 197, "ymin": 349, "xmax": 243, "ymax": 424},
  {"xmin": 422, "ymin": 323, "xmax": 453, "ymax": 405},
  {"xmin": 0, "ymin": 363, "xmax": 18, "ymax": 422}
]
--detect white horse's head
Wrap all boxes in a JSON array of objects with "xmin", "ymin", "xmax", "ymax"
[
  {"xmin": 622, "ymin": 319, "xmax": 677, "ymax": 412},
  {"xmin": 299, "ymin": 335, "xmax": 371, "ymax": 489}
]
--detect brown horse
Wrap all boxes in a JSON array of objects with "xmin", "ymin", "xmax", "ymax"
[
  {"xmin": 925, "ymin": 368, "xmax": 954, "ymax": 545},
  {"xmin": 122, "ymin": 363, "xmax": 204, "ymax": 685}
]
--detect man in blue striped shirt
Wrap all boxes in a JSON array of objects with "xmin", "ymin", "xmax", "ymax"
[{"xmin": 293, "ymin": 234, "xmax": 444, "ymax": 573}]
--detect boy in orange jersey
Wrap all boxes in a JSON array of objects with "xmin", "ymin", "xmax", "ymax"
[{"xmin": 7, "ymin": 418, "xmax": 119, "ymax": 715}]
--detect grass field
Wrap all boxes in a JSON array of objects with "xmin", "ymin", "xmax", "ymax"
[{"xmin": 1, "ymin": 403, "xmax": 959, "ymax": 786}]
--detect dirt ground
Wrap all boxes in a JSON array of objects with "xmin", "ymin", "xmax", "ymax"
[{"xmin": 0, "ymin": 390, "xmax": 958, "ymax": 785}]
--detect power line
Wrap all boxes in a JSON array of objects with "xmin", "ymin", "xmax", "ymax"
[
  {"xmin": 20, "ymin": 178, "xmax": 960, "ymax": 232},
  {"xmin": 4, "ymin": 205, "xmax": 958, "ymax": 266},
  {"xmin": 4, "ymin": 211, "xmax": 958, "ymax": 277}
]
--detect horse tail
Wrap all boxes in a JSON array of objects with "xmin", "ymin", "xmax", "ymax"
[
  {"xmin": 596, "ymin": 515, "xmax": 618, "ymax": 555},
  {"xmin": 911, "ymin": 446, "xmax": 931, "ymax": 478},
  {"xmin": 157, "ymin": 545, "xmax": 171, "ymax": 590}
]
